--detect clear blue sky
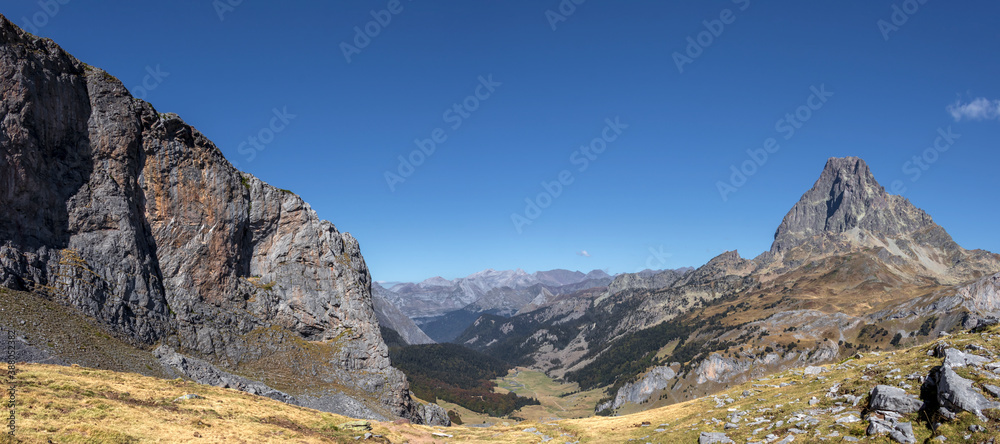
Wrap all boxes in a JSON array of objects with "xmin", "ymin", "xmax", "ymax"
[{"xmin": 6, "ymin": 1, "xmax": 999, "ymax": 282}]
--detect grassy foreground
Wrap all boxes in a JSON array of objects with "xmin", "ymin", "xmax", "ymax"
[{"xmin": 7, "ymin": 325, "xmax": 1000, "ymax": 442}]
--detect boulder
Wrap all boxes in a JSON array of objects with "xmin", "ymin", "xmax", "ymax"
[
  {"xmin": 868, "ymin": 385, "xmax": 923, "ymax": 414},
  {"xmin": 699, "ymin": 432, "xmax": 734, "ymax": 444},
  {"xmin": 926, "ymin": 365, "xmax": 1000, "ymax": 419},
  {"xmin": 418, "ymin": 402, "xmax": 451, "ymax": 427},
  {"xmin": 941, "ymin": 348, "xmax": 991, "ymax": 368},
  {"xmin": 866, "ymin": 418, "xmax": 915, "ymax": 444}
]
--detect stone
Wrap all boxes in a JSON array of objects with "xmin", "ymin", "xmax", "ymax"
[
  {"xmin": 418, "ymin": 403, "xmax": 451, "ymax": 427},
  {"xmin": 868, "ymin": 385, "xmax": 923, "ymax": 414},
  {"xmin": 927, "ymin": 365, "xmax": 1000, "ymax": 418},
  {"xmin": 698, "ymin": 432, "xmax": 734, "ymax": 444},
  {"xmin": 867, "ymin": 418, "xmax": 915, "ymax": 444},
  {"xmin": 984, "ymin": 384, "xmax": 1000, "ymax": 398},
  {"xmin": 803, "ymin": 366, "xmax": 824, "ymax": 376},
  {"xmin": 889, "ymin": 422, "xmax": 916, "ymax": 444},
  {"xmin": 941, "ymin": 348, "xmax": 991, "ymax": 368}
]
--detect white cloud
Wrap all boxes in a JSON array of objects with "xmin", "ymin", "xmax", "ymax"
[
  {"xmin": 947, "ymin": 97, "xmax": 1000, "ymax": 121},
  {"xmin": 576, "ymin": 250, "xmax": 591, "ymax": 257}
]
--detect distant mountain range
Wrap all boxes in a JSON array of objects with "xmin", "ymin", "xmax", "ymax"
[
  {"xmin": 376, "ymin": 268, "xmax": 613, "ymax": 319},
  {"xmin": 373, "ymin": 268, "xmax": 617, "ymax": 343}
]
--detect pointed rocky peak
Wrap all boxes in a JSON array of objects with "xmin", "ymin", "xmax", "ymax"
[
  {"xmin": 771, "ymin": 157, "xmax": 940, "ymax": 253},
  {"xmin": 0, "ymin": 14, "xmax": 23, "ymax": 42}
]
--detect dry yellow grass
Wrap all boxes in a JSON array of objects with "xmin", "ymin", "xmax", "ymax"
[
  {"xmin": 9, "ymin": 325, "xmax": 1000, "ymax": 442},
  {"xmin": 7, "ymin": 363, "xmax": 573, "ymax": 443}
]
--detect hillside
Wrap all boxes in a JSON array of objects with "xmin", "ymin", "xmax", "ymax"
[{"xmin": 12, "ymin": 322, "xmax": 1000, "ymax": 442}]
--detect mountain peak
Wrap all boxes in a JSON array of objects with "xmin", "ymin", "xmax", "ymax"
[{"xmin": 770, "ymin": 156, "xmax": 936, "ymax": 253}]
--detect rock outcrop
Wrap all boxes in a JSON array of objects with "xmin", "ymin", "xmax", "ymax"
[
  {"xmin": 417, "ymin": 402, "xmax": 452, "ymax": 427},
  {"xmin": 868, "ymin": 385, "xmax": 923, "ymax": 414},
  {"xmin": 596, "ymin": 366, "xmax": 677, "ymax": 412},
  {"xmin": 153, "ymin": 345, "xmax": 299, "ymax": 406},
  {"xmin": 958, "ymin": 272, "xmax": 1000, "ymax": 316},
  {"xmin": 925, "ymin": 363, "xmax": 1000, "ymax": 420},
  {"xmin": 0, "ymin": 15, "xmax": 435, "ymax": 422}
]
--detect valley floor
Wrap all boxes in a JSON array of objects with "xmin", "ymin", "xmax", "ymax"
[{"xmin": 9, "ymin": 325, "xmax": 1000, "ymax": 443}]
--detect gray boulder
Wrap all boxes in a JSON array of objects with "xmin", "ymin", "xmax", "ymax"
[
  {"xmin": 928, "ymin": 365, "xmax": 1000, "ymax": 419},
  {"xmin": 867, "ymin": 418, "xmax": 915, "ymax": 444},
  {"xmin": 418, "ymin": 402, "xmax": 451, "ymax": 427},
  {"xmin": 699, "ymin": 432, "xmax": 734, "ymax": 444},
  {"xmin": 868, "ymin": 385, "xmax": 924, "ymax": 414},
  {"xmin": 941, "ymin": 348, "xmax": 991, "ymax": 368}
]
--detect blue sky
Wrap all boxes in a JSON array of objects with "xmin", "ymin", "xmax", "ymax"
[{"xmin": 7, "ymin": 1, "xmax": 999, "ymax": 282}]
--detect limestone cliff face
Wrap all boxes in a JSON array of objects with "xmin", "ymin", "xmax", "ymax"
[{"xmin": 0, "ymin": 16, "xmax": 427, "ymax": 422}]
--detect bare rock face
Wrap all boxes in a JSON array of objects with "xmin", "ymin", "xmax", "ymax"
[
  {"xmin": 0, "ymin": 18, "xmax": 171, "ymax": 345},
  {"xmin": 596, "ymin": 366, "xmax": 677, "ymax": 412},
  {"xmin": 771, "ymin": 157, "xmax": 940, "ymax": 254},
  {"xmin": 958, "ymin": 272, "xmax": 1000, "ymax": 316},
  {"xmin": 0, "ymin": 15, "xmax": 427, "ymax": 422},
  {"xmin": 768, "ymin": 157, "xmax": 999, "ymax": 284}
]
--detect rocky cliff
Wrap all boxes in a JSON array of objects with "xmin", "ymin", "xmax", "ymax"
[{"xmin": 0, "ymin": 15, "xmax": 442, "ymax": 423}]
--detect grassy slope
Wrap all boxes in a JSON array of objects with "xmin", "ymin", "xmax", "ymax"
[
  {"xmin": 11, "ymin": 324, "xmax": 1000, "ymax": 442},
  {"xmin": 0, "ymin": 287, "xmax": 170, "ymax": 378}
]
